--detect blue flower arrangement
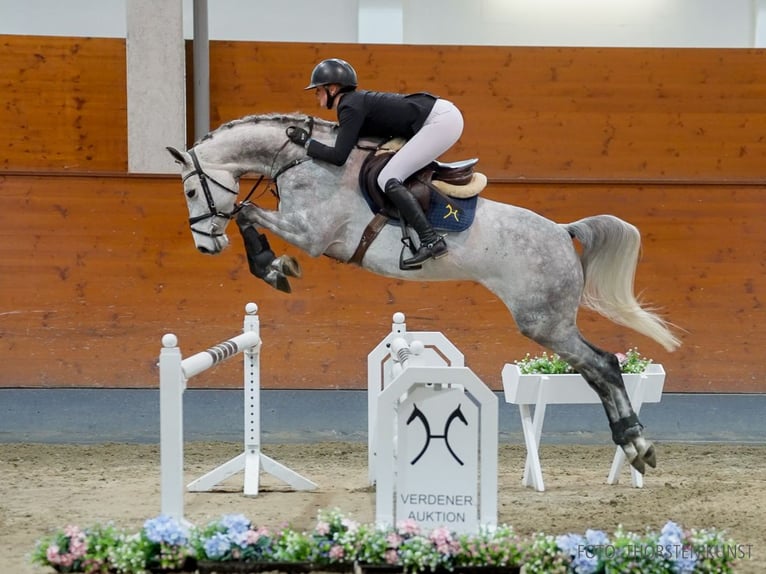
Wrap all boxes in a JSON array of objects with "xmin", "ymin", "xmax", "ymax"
[
  {"xmin": 192, "ymin": 513, "xmax": 273, "ymax": 563},
  {"xmin": 109, "ymin": 514, "xmax": 194, "ymax": 573}
]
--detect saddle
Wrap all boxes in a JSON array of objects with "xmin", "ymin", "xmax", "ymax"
[
  {"xmin": 350, "ymin": 146, "xmax": 488, "ymax": 266},
  {"xmin": 358, "ymin": 148, "xmax": 487, "ymax": 219}
]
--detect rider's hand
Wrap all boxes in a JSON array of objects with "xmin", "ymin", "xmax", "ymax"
[{"xmin": 286, "ymin": 126, "xmax": 309, "ymax": 147}]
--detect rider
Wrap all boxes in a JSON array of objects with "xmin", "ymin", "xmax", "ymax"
[{"xmin": 286, "ymin": 58, "xmax": 464, "ymax": 269}]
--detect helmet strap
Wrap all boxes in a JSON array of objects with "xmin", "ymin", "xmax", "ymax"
[
  {"xmin": 325, "ymin": 85, "xmax": 355, "ymax": 110},
  {"xmin": 324, "ymin": 87, "xmax": 335, "ymax": 110}
]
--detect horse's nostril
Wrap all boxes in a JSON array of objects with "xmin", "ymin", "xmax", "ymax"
[{"xmin": 197, "ymin": 245, "xmax": 211, "ymax": 254}]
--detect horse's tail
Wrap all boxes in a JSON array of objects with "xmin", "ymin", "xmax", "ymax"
[{"xmin": 564, "ymin": 215, "xmax": 681, "ymax": 352}]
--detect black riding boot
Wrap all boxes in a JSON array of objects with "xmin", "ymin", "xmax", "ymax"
[{"xmin": 384, "ymin": 178, "xmax": 448, "ymax": 268}]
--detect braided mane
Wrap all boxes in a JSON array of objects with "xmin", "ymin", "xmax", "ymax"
[{"xmin": 196, "ymin": 113, "xmax": 337, "ymax": 146}]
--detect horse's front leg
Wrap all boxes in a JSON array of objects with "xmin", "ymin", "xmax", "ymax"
[
  {"xmin": 575, "ymin": 353, "xmax": 656, "ymax": 474},
  {"xmin": 236, "ymin": 217, "xmax": 301, "ymax": 293},
  {"xmin": 237, "ymin": 203, "xmax": 331, "ymax": 257}
]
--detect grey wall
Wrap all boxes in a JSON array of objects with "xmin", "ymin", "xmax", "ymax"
[{"xmin": 1, "ymin": 0, "xmax": 764, "ymax": 47}]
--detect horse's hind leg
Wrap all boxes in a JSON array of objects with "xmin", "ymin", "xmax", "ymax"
[
  {"xmin": 562, "ymin": 338, "xmax": 656, "ymax": 473},
  {"xmin": 520, "ymin": 320, "xmax": 656, "ymax": 473}
]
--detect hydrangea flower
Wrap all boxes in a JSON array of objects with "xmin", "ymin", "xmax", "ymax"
[
  {"xmin": 193, "ymin": 513, "xmax": 274, "ymax": 563},
  {"xmin": 143, "ymin": 514, "xmax": 189, "ymax": 546},
  {"xmin": 556, "ymin": 532, "xmax": 602, "ymax": 574},
  {"xmin": 658, "ymin": 521, "xmax": 697, "ymax": 573}
]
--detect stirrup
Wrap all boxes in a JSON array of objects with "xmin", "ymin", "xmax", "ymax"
[
  {"xmin": 401, "ymin": 237, "xmax": 448, "ymax": 269},
  {"xmin": 399, "ymin": 235, "xmax": 423, "ymax": 271}
]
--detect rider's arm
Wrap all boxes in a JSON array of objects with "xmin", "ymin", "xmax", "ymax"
[{"xmin": 306, "ymin": 103, "xmax": 364, "ymax": 166}]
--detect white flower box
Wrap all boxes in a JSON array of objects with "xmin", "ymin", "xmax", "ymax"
[{"xmin": 500, "ymin": 363, "xmax": 666, "ymax": 491}]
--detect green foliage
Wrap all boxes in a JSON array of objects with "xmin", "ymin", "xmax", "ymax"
[{"xmin": 515, "ymin": 348, "xmax": 652, "ymax": 375}]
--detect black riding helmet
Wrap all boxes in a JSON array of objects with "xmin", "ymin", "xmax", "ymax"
[
  {"xmin": 305, "ymin": 58, "xmax": 358, "ymax": 109},
  {"xmin": 304, "ymin": 58, "xmax": 358, "ymax": 90}
]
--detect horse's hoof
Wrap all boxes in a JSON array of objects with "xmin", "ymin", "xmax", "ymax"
[
  {"xmin": 643, "ymin": 443, "xmax": 657, "ymax": 469},
  {"xmin": 623, "ymin": 437, "xmax": 656, "ymax": 474},
  {"xmin": 630, "ymin": 456, "xmax": 646, "ymax": 475},
  {"xmin": 264, "ymin": 270, "xmax": 291, "ymax": 293},
  {"xmin": 271, "ymin": 255, "xmax": 302, "ymax": 278}
]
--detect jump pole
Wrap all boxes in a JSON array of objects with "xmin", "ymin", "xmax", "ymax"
[{"xmin": 160, "ymin": 302, "xmax": 316, "ymax": 521}]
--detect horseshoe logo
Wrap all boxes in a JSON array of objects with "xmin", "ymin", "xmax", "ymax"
[
  {"xmin": 443, "ymin": 204, "xmax": 460, "ymax": 222},
  {"xmin": 406, "ymin": 403, "xmax": 468, "ymax": 466}
]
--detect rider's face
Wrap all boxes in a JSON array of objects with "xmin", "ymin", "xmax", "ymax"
[
  {"xmin": 314, "ymin": 87, "xmax": 327, "ymax": 108},
  {"xmin": 314, "ymin": 85, "xmax": 340, "ymax": 109}
]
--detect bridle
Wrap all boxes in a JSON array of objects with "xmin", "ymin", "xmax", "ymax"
[
  {"xmin": 183, "ymin": 149, "xmax": 246, "ymax": 239},
  {"xmin": 183, "ymin": 117, "xmax": 315, "ymax": 239}
]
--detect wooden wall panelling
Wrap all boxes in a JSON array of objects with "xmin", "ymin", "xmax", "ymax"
[
  {"xmin": 0, "ymin": 35, "xmax": 128, "ymax": 172},
  {"xmin": 1, "ymin": 36, "xmax": 764, "ymax": 392},
  {"xmin": 1, "ymin": 174, "xmax": 763, "ymax": 392},
  {"xmin": 204, "ymin": 42, "xmax": 766, "ymax": 182}
]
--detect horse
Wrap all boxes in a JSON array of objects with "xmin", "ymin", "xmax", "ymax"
[{"xmin": 167, "ymin": 112, "xmax": 681, "ymax": 475}]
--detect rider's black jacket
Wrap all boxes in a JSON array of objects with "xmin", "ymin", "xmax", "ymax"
[{"xmin": 306, "ymin": 90, "xmax": 437, "ymax": 166}]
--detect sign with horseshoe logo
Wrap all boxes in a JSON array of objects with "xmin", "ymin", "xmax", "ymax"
[{"xmin": 396, "ymin": 386, "xmax": 480, "ymax": 532}]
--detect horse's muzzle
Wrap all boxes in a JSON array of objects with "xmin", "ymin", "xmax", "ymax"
[{"xmin": 196, "ymin": 235, "xmax": 228, "ymax": 255}]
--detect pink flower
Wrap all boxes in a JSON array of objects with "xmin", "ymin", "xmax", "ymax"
[
  {"xmin": 329, "ymin": 545, "xmax": 345, "ymax": 560},
  {"xmin": 69, "ymin": 539, "xmax": 87, "ymax": 558},
  {"xmin": 386, "ymin": 532, "xmax": 403, "ymax": 548},
  {"xmin": 341, "ymin": 518, "xmax": 359, "ymax": 533},
  {"xmin": 385, "ymin": 549, "xmax": 399, "ymax": 564},
  {"xmin": 46, "ymin": 545, "xmax": 61, "ymax": 564},
  {"xmin": 315, "ymin": 521, "xmax": 331, "ymax": 536},
  {"xmin": 246, "ymin": 527, "xmax": 269, "ymax": 545},
  {"xmin": 396, "ymin": 519, "xmax": 420, "ymax": 536},
  {"xmin": 429, "ymin": 527, "xmax": 452, "ymax": 545}
]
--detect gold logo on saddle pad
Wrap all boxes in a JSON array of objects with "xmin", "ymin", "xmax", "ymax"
[{"xmin": 443, "ymin": 204, "xmax": 460, "ymax": 222}]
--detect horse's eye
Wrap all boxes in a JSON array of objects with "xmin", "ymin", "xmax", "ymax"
[{"xmin": 186, "ymin": 188, "xmax": 196, "ymax": 199}]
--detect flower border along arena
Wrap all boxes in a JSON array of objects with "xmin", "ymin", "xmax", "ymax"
[{"xmin": 31, "ymin": 509, "xmax": 745, "ymax": 573}]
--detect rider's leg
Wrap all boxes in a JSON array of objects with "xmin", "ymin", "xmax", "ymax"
[
  {"xmin": 384, "ymin": 178, "xmax": 447, "ymax": 267},
  {"xmin": 377, "ymin": 99, "xmax": 464, "ymax": 188},
  {"xmin": 377, "ymin": 99, "xmax": 463, "ymax": 267}
]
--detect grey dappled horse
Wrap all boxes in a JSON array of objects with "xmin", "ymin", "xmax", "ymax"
[{"xmin": 167, "ymin": 112, "xmax": 680, "ymax": 474}]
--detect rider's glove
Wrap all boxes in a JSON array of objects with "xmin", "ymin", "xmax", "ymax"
[{"xmin": 286, "ymin": 126, "xmax": 310, "ymax": 147}]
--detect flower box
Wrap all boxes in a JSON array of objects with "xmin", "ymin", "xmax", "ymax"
[
  {"xmin": 196, "ymin": 560, "xmax": 312, "ymax": 574},
  {"xmin": 501, "ymin": 352, "xmax": 666, "ymax": 491}
]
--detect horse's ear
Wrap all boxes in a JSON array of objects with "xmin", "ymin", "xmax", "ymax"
[{"xmin": 166, "ymin": 146, "xmax": 189, "ymax": 167}]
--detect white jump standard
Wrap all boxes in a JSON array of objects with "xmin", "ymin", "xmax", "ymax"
[
  {"xmin": 374, "ymin": 327, "xmax": 498, "ymax": 534},
  {"xmin": 367, "ymin": 311, "xmax": 465, "ymax": 485},
  {"xmin": 159, "ymin": 302, "xmax": 316, "ymax": 522}
]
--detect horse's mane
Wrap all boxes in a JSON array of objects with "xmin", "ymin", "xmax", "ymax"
[{"xmin": 195, "ymin": 113, "xmax": 338, "ymax": 146}]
